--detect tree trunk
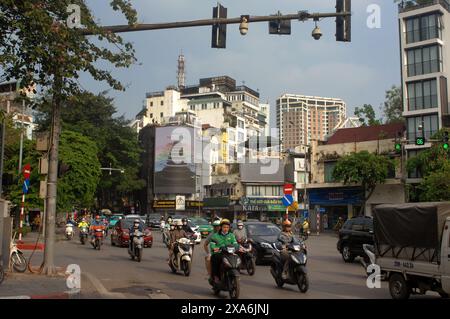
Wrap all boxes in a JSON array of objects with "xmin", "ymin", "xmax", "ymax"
[
  {"xmin": 41, "ymin": 75, "xmax": 62, "ymax": 276},
  {"xmin": 360, "ymin": 185, "xmax": 376, "ymax": 217}
]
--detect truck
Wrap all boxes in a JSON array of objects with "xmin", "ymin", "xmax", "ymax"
[{"xmin": 373, "ymin": 202, "xmax": 450, "ymax": 299}]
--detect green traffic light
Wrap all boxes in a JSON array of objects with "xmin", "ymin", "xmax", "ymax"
[
  {"xmin": 416, "ymin": 137, "xmax": 425, "ymax": 146},
  {"xmin": 444, "ymin": 143, "xmax": 449, "ymax": 151},
  {"xmin": 395, "ymin": 143, "xmax": 402, "ymax": 152}
]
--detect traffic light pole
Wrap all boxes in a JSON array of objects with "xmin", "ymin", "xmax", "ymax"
[{"xmin": 81, "ymin": 11, "xmax": 350, "ymax": 35}]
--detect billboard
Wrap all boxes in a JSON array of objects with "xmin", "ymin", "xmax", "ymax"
[{"xmin": 154, "ymin": 126, "xmax": 196, "ymax": 194}]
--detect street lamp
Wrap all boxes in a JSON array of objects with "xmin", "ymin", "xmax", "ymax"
[
  {"xmin": 100, "ymin": 163, "xmax": 125, "ymax": 175},
  {"xmin": 239, "ymin": 15, "xmax": 249, "ymax": 35}
]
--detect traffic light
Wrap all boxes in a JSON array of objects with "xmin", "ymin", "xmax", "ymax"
[
  {"xmin": 336, "ymin": 0, "xmax": 351, "ymax": 42},
  {"xmin": 395, "ymin": 143, "xmax": 402, "ymax": 153},
  {"xmin": 415, "ymin": 136, "xmax": 425, "ymax": 146},
  {"xmin": 211, "ymin": 4, "xmax": 227, "ymax": 48},
  {"xmin": 443, "ymin": 131, "xmax": 449, "ymax": 150},
  {"xmin": 269, "ymin": 12, "xmax": 291, "ymax": 35}
]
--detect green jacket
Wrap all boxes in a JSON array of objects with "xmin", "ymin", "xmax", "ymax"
[{"xmin": 209, "ymin": 231, "xmax": 239, "ymax": 254}]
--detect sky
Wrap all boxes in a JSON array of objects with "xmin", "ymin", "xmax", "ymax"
[{"xmin": 81, "ymin": 0, "xmax": 401, "ymax": 128}]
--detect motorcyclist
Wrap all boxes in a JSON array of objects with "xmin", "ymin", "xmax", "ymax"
[
  {"xmin": 78, "ymin": 218, "xmax": 89, "ymax": 229},
  {"xmin": 209, "ymin": 219, "xmax": 239, "ymax": 284},
  {"xmin": 89, "ymin": 215, "xmax": 105, "ymax": 244},
  {"xmin": 233, "ymin": 220, "xmax": 247, "ymax": 243},
  {"xmin": 167, "ymin": 216, "xmax": 173, "ymax": 227},
  {"xmin": 203, "ymin": 219, "xmax": 222, "ymax": 277},
  {"xmin": 334, "ymin": 217, "xmax": 344, "ymax": 232},
  {"xmin": 129, "ymin": 219, "xmax": 144, "ymax": 251},
  {"xmin": 182, "ymin": 218, "xmax": 194, "ymax": 234},
  {"xmin": 169, "ymin": 220, "xmax": 187, "ymax": 261},
  {"xmin": 301, "ymin": 219, "xmax": 310, "ymax": 236},
  {"xmin": 277, "ymin": 219, "xmax": 295, "ymax": 280}
]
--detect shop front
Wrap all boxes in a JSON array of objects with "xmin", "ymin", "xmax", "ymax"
[
  {"xmin": 152, "ymin": 200, "xmax": 203, "ymax": 218},
  {"xmin": 307, "ymin": 187, "xmax": 364, "ymax": 231},
  {"xmin": 240, "ymin": 197, "xmax": 286, "ymax": 222}
]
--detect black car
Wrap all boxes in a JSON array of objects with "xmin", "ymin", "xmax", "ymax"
[
  {"xmin": 244, "ymin": 221, "xmax": 281, "ymax": 265},
  {"xmin": 146, "ymin": 213, "xmax": 162, "ymax": 229},
  {"xmin": 337, "ymin": 216, "xmax": 374, "ymax": 263}
]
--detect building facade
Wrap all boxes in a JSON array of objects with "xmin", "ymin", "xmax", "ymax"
[
  {"xmin": 276, "ymin": 94, "xmax": 346, "ymax": 151},
  {"xmin": 398, "ymin": 0, "xmax": 450, "ymax": 179}
]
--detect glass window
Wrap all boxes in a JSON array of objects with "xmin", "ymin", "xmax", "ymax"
[
  {"xmin": 406, "ymin": 14, "xmax": 440, "ymax": 44},
  {"xmin": 407, "ymin": 45, "xmax": 441, "ymax": 77},
  {"xmin": 407, "ymin": 79, "xmax": 438, "ymax": 111},
  {"xmin": 324, "ymin": 161, "xmax": 337, "ymax": 183}
]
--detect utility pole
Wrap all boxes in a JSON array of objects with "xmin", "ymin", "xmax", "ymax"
[{"xmin": 18, "ymin": 100, "xmax": 25, "ymax": 175}]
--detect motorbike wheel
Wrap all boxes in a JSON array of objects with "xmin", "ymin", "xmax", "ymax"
[
  {"xmin": 136, "ymin": 248, "xmax": 142, "ymax": 262},
  {"xmin": 12, "ymin": 251, "xmax": 27, "ymax": 273},
  {"xmin": 271, "ymin": 264, "xmax": 284, "ymax": 288},
  {"xmin": 228, "ymin": 275, "xmax": 240, "ymax": 299},
  {"xmin": 246, "ymin": 258, "xmax": 256, "ymax": 276},
  {"xmin": 0, "ymin": 266, "xmax": 5, "ymax": 284},
  {"xmin": 297, "ymin": 273, "xmax": 309, "ymax": 293},
  {"xmin": 182, "ymin": 261, "xmax": 191, "ymax": 277},
  {"xmin": 80, "ymin": 237, "xmax": 85, "ymax": 245},
  {"xmin": 169, "ymin": 260, "xmax": 177, "ymax": 273},
  {"xmin": 213, "ymin": 287, "xmax": 221, "ymax": 296}
]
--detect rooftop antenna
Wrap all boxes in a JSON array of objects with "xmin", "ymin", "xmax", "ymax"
[{"xmin": 177, "ymin": 51, "xmax": 186, "ymax": 90}]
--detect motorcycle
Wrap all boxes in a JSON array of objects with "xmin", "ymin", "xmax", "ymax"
[
  {"xmin": 160, "ymin": 220, "xmax": 166, "ymax": 231},
  {"xmin": 129, "ymin": 230, "xmax": 144, "ymax": 262},
  {"xmin": 169, "ymin": 237, "xmax": 194, "ymax": 276},
  {"xmin": 92, "ymin": 227, "xmax": 104, "ymax": 250},
  {"xmin": 237, "ymin": 239, "xmax": 256, "ymax": 276},
  {"xmin": 270, "ymin": 240, "xmax": 309, "ymax": 293},
  {"xmin": 10, "ymin": 233, "xmax": 27, "ymax": 273},
  {"xmin": 210, "ymin": 245, "xmax": 241, "ymax": 299},
  {"xmin": 65, "ymin": 223, "xmax": 75, "ymax": 240},
  {"xmin": 79, "ymin": 226, "xmax": 89, "ymax": 245},
  {"xmin": 162, "ymin": 228, "xmax": 171, "ymax": 248},
  {"xmin": 300, "ymin": 228, "xmax": 311, "ymax": 240}
]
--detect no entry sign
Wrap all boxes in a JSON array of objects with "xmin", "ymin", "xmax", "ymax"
[
  {"xmin": 283, "ymin": 184, "xmax": 294, "ymax": 195},
  {"xmin": 22, "ymin": 164, "xmax": 31, "ymax": 180}
]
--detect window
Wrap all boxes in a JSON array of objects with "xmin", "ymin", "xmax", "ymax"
[
  {"xmin": 150, "ymin": 101, "xmax": 153, "ymax": 107},
  {"xmin": 406, "ymin": 14, "xmax": 440, "ymax": 44},
  {"xmin": 160, "ymin": 101, "xmax": 164, "ymax": 106},
  {"xmin": 150, "ymin": 113, "xmax": 153, "ymax": 118},
  {"xmin": 343, "ymin": 220, "xmax": 354, "ymax": 230},
  {"xmin": 160, "ymin": 112, "xmax": 164, "ymax": 118},
  {"xmin": 324, "ymin": 161, "xmax": 337, "ymax": 183},
  {"xmin": 407, "ymin": 113, "xmax": 439, "ymax": 142},
  {"xmin": 407, "ymin": 45, "xmax": 442, "ymax": 77},
  {"xmin": 407, "ymin": 79, "xmax": 437, "ymax": 111}
]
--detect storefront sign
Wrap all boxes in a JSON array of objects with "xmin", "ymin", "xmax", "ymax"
[
  {"xmin": 241, "ymin": 197, "xmax": 285, "ymax": 212},
  {"xmin": 186, "ymin": 201, "xmax": 203, "ymax": 208},
  {"xmin": 308, "ymin": 187, "xmax": 364, "ymax": 205},
  {"xmin": 153, "ymin": 200, "xmax": 176, "ymax": 209},
  {"xmin": 176, "ymin": 195, "xmax": 186, "ymax": 211}
]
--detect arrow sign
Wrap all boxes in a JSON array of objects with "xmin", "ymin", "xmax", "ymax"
[
  {"xmin": 22, "ymin": 163, "xmax": 31, "ymax": 180},
  {"xmin": 281, "ymin": 194, "xmax": 294, "ymax": 207},
  {"xmin": 22, "ymin": 179, "xmax": 30, "ymax": 194}
]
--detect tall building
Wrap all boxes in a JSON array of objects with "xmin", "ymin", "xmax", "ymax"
[
  {"xmin": 276, "ymin": 94, "xmax": 346, "ymax": 151},
  {"xmin": 398, "ymin": 0, "xmax": 450, "ymax": 179}
]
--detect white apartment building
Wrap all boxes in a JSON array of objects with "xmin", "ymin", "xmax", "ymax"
[
  {"xmin": 276, "ymin": 94, "xmax": 346, "ymax": 151},
  {"xmin": 398, "ymin": 0, "xmax": 450, "ymax": 179}
]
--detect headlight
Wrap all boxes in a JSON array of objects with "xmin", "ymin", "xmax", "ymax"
[{"xmin": 260, "ymin": 242, "xmax": 272, "ymax": 249}]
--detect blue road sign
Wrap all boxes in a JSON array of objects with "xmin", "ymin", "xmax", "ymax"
[
  {"xmin": 281, "ymin": 194, "xmax": 294, "ymax": 207},
  {"xmin": 303, "ymin": 210, "xmax": 309, "ymax": 218},
  {"xmin": 22, "ymin": 179, "xmax": 30, "ymax": 194}
]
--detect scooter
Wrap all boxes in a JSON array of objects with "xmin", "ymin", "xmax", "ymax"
[
  {"xmin": 270, "ymin": 240, "xmax": 309, "ymax": 293},
  {"xmin": 162, "ymin": 228, "xmax": 171, "ymax": 248},
  {"xmin": 210, "ymin": 245, "xmax": 241, "ymax": 299},
  {"xmin": 160, "ymin": 220, "xmax": 165, "ymax": 231},
  {"xmin": 65, "ymin": 223, "xmax": 74, "ymax": 240},
  {"xmin": 79, "ymin": 226, "xmax": 89, "ymax": 245},
  {"xmin": 237, "ymin": 239, "xmax": 256, "ymax": 276},
  {"xmin": 169, "ymin": 237, "xmax": 193, "ymax": 276},
  {"xmin": 129, "ymin": 230, "xmax": 144, "ymax": 262},
  {"xmin": 10, "ymin": 233, "xmax": 27, "ymax": 273},
  {"xmin": 92, "ymin": 227, "xmax": 104, "ymax": 250}
]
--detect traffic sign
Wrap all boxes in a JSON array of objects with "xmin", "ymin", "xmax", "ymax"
[
  {"xmin": 281, "ymin": 194, "xmax": 294, "ymax": 207},
  {"xmin": 22, "ymin": 163, "xmax": 31, "ymax": 180},
  {"xmin": 22, "ymin": 179, "xmax": 30, "ymax": 194},
  {"xmin": 283, "ymin": 184, "xmax": 294, "ymax": 195}
]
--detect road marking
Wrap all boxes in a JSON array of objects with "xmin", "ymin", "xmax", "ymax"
[
  {"xmin": 83, "ymin": 272, "xmax": 126, "ymax": 299},
  {"xmin": 148, "ymin": 293, "xmax": 170, "ymax": 299},
  {"xmin": 0, "ymin": 296, "xmax": 31, "ymax": 299}
]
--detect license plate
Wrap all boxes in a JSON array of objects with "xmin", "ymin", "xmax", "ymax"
[{"xmin": 202, "ymin": 232, "xmax": 208, "ymax": 235}]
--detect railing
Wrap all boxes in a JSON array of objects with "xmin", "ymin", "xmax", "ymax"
[{"xmin": 398, "ymin": 0, "xmax": 450, "ymax": 13}]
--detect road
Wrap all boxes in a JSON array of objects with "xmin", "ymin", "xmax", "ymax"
[{"xmin": 25, "ymin": 229, "xmax": 441, "ymax": 299}]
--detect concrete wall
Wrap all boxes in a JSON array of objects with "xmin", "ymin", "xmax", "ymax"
[{"xmin": 365, "ymin": 183, "xmax": 406, "ymax": 216}]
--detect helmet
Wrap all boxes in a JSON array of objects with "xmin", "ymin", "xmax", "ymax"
[
  {"xmin": 212, "ymin": 220, "xmax": 221, "ymax": 227},
  {"xmin": 237, "ymin": 220, "xmax": 244, "ymax": 227},
  {"xmin": 182, "ymin": 218, "xmax": 188, "ymax": 224},
  {"xmin": 95, "ymin": 215, "xmax": 100, "ymax": 220},
  {"xmin": 175, "ymin": 220, "xmax": 183, "ymax": 226},
  {"xmin": 220, "ymin": 219, "xmax": 231, "ymax": 226},
  {"xmin": 282, "ymin": 220, "xmax": 292, "ymax": 227}
]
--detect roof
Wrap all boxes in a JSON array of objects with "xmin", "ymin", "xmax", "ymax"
[{"xmin": 326, "ymin": 123, "xmax": 405, "ymax": 145}]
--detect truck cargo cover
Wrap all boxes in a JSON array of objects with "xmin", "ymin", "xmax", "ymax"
[{"xmin": 373, "ymin": 202, "xmax": 450, "ymax": 249}]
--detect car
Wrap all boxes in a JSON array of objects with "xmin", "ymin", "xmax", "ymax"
[
  {"xmin": 244, "ymin": 221, "xmax": 281, "ymax": 265},
  {"xmin": 147, "ymin": 213, "xmax": 162, "ymax": 229},
  {"xmin": 124, "ymin": 214, "xmax": 146, "ymax": 224},
  {"xmin": 173, "ymin": 219, "xmax": 202, "ymax": 244},
  {"xmin": 189, "ymin": 217, "xmax": 213, "ymax": 238},
  {"xmin": 111, "ymin": 219, "xmax": 153, "ymax": 248},
  {"xmin": 337, "ymin": 216, "xmax": 374, "ymax": 263}
]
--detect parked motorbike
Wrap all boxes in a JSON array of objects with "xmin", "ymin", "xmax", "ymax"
[
  {"xmin": 237, "ymin": 239, "xmax": 256, "ymax": 276},
  {"xmin": 10, "ymin": 233, "xmax": 27, "ymax": 273},
  {"xmin": 79, "ymin": 226, "xmax": 89, "ymax": 245},
  {"xmin": 92, "ymin": 227, "xmax": 104, "ymax": 250},
  {"xmin": 169, "ymin": 237, "xmax": 194, "ymax": 276},
  {"xmin": 270, "ymin": 240, "xmax": 309, "ymax": 293},
  {"xmin": 65, "ymin": 224, "xmax": 74, "ymax": 240},
  {"xmin": 129, "ymin": 230, "xmax": 144, "ymax": 262},
  {"xmin": 210, "ymin": 245, "xmax": 241, "ymax": 299}
]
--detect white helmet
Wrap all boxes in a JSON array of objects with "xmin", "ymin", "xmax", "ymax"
[{"xmin": 175, "ymin": 220, "xmax": 183, "ymax": 226}]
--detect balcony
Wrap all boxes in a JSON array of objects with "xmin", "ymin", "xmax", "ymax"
[{"xmin": 398, "ymin": 0, "xmax": 450, "ymax": 13}]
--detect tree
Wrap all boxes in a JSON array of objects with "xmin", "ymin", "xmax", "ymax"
[
  {"xmin": 354, "ymin": 104, "xmax": 382, "ymax": 126},
  {"xmin": 0, "ymin": 0, "xmax": 137, "ymax": 275},
  {"xmin": 333, "ymin": 151, "xmax": 392, "ymax": 215},
  {"xmin": 407, "ymin": 129, "xmax": 450, "ymax": 201},
  {"xmin": 383, "ymin": 86, "xmax": 404, "ymax": 124}
]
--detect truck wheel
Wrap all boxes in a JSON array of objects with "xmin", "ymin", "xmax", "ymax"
[
  {"xmin": 389, "ymin": 274, "xmax": 410, "ymax": 300},
  {"xmin": 439, "ymin": 292, "xmax": 449, "ymax": 299},
  {"xmin": 341, "ymin": 245, "xmax": 355, "ymax": 263}
]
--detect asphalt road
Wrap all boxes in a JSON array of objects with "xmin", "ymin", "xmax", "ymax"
[{"xmin": 34, "ymin": 229, "xmax": 403, "ymax": 299}]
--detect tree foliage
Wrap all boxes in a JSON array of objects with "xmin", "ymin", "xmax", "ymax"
[
  {"xmin": 383, "ymin": 85, "xmax": 404, "ymax": 124},
  {"xmin": 333, "ymin": 151, "xmax": 392, "ymax": 214},
  {"xmin": 354, "ymin": 104, "xmax": 382, "ymax": 126}
]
